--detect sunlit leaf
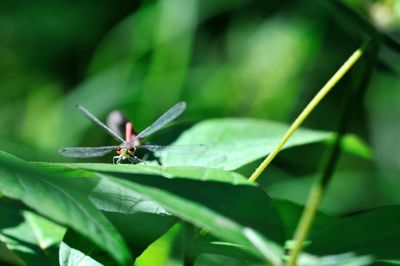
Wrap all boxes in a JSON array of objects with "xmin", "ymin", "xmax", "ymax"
[
  {"xmin": 340, "ymin": 134, "xmax": 373, "ymax": 160},
  {"xmin": 99, "ymin": 172, "xmax": 285, "ymax": 264},
  {"xmin": 0, "ymin": 151, "xmax": 131, "ymax": 265},
  {"xmin": 38, "ymin": 161, "xmax": 285, "ymax": 264},
  {"xmin": 37, "ymin": 162, "xmax": 250, "ymax": 185},
  {"xmin": 0, "ymin": 200, "xmax": 64, "ymax": 266},
  {"xmin": 160, "ymin": 118, "xmax": 333, "ymax": 170},
  {"xmin": 135, "ymin": 224, "xmax": 181, "ymax": 266},
  {"xmin": 59, "ymin": 175, "xmax": 176, "ymax": 266}
]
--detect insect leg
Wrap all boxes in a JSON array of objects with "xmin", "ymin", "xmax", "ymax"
[
  {"xmin": 130, "ymin": 155, "xmax": 145, "ymax": 165},
  {"xmin": 113, "ymin": 155, "xmax": 123, "ymax": 164}
]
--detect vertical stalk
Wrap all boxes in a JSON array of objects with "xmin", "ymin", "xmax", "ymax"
[
  {"xmin": 248, "ymin": 45, "xmax": 366, "ymax": 183},
  {"xmin": 285, "ymin": 38, "xmax": 377, "ymax": 266}
]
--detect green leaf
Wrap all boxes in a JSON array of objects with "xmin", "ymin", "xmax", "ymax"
[
  {"xmin": 135, "ymin": 224, "xmax": 181, "ymax": 266},
  {"xmin": 60, "ymin": 212, "xmax": 176, "ymax": 265},
  {"xmin": 88, "ymin": 172, "xmax": 177, "ymax": 261},
  {"xmin": 2, "ymin": 151, "xmax": 286, "ymax": 264},
  {"xmin": 0, "ymin": 151, "xmax": 132, "ymax": 265},
  {"xmin": 271, "ymin": 199, "xmax": 332, "ymax": 238},
  {"xmin": 59, "ymin": 229, "xmax": 114, "ymax": 266},
  {"xmin": 271, "ymin": 200, "xmax": 372, "ymax": 266},
  {"xmin": 37, "ymin": 162, "xmax": 251, "ymax": 185},
  {"xmin": 188, "ymin": 233, "xmax": 264, "ymax": 265},
  {"xmin": 293, "ymin": 252, "xmax": 372, "ymax": 266},
  {"xmin": 378, "ymin": 260, "xmax": 400, "ymax": 265},
  {"xmin": 339, "ymin": 134, "xmax": 373, "ymax": 160},
  {"xmin": 60, "ymin": 192, "xmax": 176, "ymax": 266},
  {"xmin": 98, "ymin": 171, "xmax": 286, "ymax": 264},
  {"xmin": 0, "ymin": 199, "xmax": 64, "ymax": 266},
  {"xmin": 39, "ymin": 161, "xmax": 286, "ymax": 264},
  {"xmin": 160, "ymin": 118, "xmax": 333, "ymax": 170},
  {"xmin": 195, "ymin": 253, "xmax": 257, "ymax": 266},
  {"xmin": 0, "ymin": 240, "xmax": 26, "ymax": 266},
  {"xmin": 308, "ymin": 205, "xmax": 400, "ymax": 262},
  {"xmin": 39, "ymin": 162, "xmax": 248, "ymax": 265}
]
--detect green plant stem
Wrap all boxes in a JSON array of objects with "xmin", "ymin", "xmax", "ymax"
[
  {"xmin": 248, "ymin": 46, "xmax": 365, "ymax": 183},
  {"xmin": 285, "ymin": 38, "xmax": 376, "ymax": 266}
]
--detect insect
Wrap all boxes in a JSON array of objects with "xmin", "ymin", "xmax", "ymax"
[{"xmin": 59, "ymin": 102, "xmax": 187, "ymax": 164}]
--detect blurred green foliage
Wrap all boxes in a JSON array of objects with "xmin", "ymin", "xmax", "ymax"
[{"xmin": 1, "ymin": 0, "xmax": 400, "ymax": 265}]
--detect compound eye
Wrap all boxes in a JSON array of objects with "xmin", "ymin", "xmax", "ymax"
[
  {"xmin": 115, "ymin": 147, "xmax": 121, "ymax": 152},
  {"xmin": 128, "ymin": 147, "xmax": 135, "ymax": 153}
]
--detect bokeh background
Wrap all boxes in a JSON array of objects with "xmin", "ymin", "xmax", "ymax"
[{"xmin": 1, "ymin": 0, "xmax": 400, "ymax": 215}]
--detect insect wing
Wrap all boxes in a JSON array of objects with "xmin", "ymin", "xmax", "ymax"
[
  {"xmin": 137, "ymin": 144, "xmax": 206, "ymax": 154},
  {"xmin": 134, "ymin": 102, "xmax": 186, "ymax": 140},
  {"xmin": 106, "ymin": 110, "xmax": 127, "ymax": 138},
  {"xmin": 76, "ymin": 104, "xmax": 125, "ymax": 143},
  {"xmin": 58, "ymin": 146, "xmax": 117, "ymax": 158}
]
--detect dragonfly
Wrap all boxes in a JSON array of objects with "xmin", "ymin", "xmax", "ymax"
[{"xmin": 59, "ymin": 102, "xmax": 187, "ymax": 164}]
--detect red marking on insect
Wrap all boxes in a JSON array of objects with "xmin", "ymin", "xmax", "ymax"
[{"xmin": 125, "ymin": 122, "xmax": 133, "ymax": 142}]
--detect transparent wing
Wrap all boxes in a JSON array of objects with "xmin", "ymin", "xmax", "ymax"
[
  {"xmin": 134, "ymin": 102, "xmax": 186, "ymax": 140},
  {"xmin": 58, "ymin": 146, "xmax": 117, "ymax": 158},
  {"xmin": 76, "ymin": 104, "xmax": 125, "ymax": 143},
  {"xmin": 137, "ymin": 144, "xmax": 206, "ymax": 153}
]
